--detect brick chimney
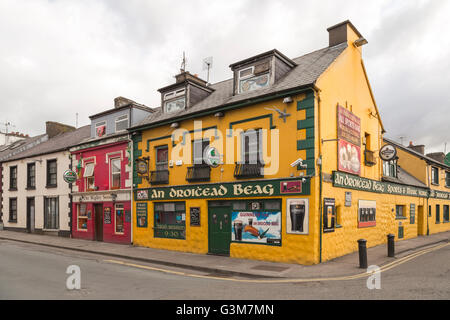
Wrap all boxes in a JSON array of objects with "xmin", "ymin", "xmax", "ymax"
[
  {"xmin": 175, "ymin": 70, "xmax": 208, "ymax": 87},
  {"xmin": 327, "ymin": 20, "xmax": 367, "ymax": 47},
  {"xmin": 46, "ymin": 121, "xmax": 75, "ymax": 138},
  {"xmin": 426, "ymin": 152, "xmax": 446, "ymax": 164},
  {"xmin": 114, "ymin": 96, "xmax": 136, "ymax": 108},
  {"xmin": 407, "ymin": 141, "xmax": 425, "ymax": 155}
]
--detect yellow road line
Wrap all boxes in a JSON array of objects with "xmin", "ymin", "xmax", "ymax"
[{"xmin": 104, "ymin": 242, "xmax": 449, "ymax": 283}]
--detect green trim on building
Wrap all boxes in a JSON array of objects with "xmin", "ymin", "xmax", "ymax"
[
  {"xmin": 297, "ymin": 138, "xmax": 314, "ymax": 150},
  {"xmin": 297, "ymin": 118, "xmax": 314, "ymax": 130},
  {"xmin": 296, "ymin": 90, "xmax": 315, "ymax": 176},
  {"xmin": 227, "ymin": 114, "xmax": 276, "ymax": 137},
  {"xmin": 306, "ymin": 127, "xmax": 314, "ymax": 139},
  {"xmin": 297, "ymin": 91, "xmax": 315, "ymax": 111},
  {"xmin": 132, "ymin": 132, "xmax": 143, "ymax": 186}
]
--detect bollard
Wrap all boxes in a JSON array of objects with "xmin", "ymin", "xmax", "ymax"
[
  {"xmin": 357, "ymin": 239, "xmax": 368, "ymax": 269},
  {"xmin": 387, "ymin": 234, "xmax": 395, "ymax": 257}
]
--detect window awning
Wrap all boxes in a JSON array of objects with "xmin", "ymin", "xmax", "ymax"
[{"xmin": 83, "ymin": 163, "xmax": 95, "ymax": 178}]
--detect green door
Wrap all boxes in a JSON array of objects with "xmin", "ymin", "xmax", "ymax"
[{"xmin": 208, "ymin": 207, "xmax": 231, "ymax": 255}]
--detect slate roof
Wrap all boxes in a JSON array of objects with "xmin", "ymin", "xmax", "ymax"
[
  {"xmin": 382, "ymin": 167, "xmax": 428, "ymax": 189},
  {"xmin": 0, "ymin": 134, "xmax": 48, "ymax": 162},
  {"xmin": 132, "ymin": 42, "xmax": 348, "ymax": 130},
  {"xmin": 384, "ymin": 137, "xmax": 450, "ymax": 169},
  {"xmin": 4, "ymin": 125, "xmax": 90, "ymax": 162}
]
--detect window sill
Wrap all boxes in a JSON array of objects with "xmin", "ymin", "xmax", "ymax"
[
  {"xmin": 46, "ymin": 185, "xmax": 57, "ymax": 189},
  {"xmin": 335, "ymin": 224, "xmax": 343, "ymax": 229},
  {"xmin": 395, "ymin": 216, "xmax": 407, "ymax": 220},
  {"xmin": 435, "ymin": 222, "xmax": 441, "ymax": 224},
  {"xmin": 8, "ymin": 188, "xmax": 18, "ymax": 192},
  {"xmin": 443, "ymin": 221, "xmax": 449, "ymax": 224},
  {"xmin": 431, "ymin": 182, "xmax": 439, "ymax": 186},
  {"xmin": 25, "ymin": 187, "xmax": 36, "ymax": 191},
  {"xmin": 8, "ymin": 220, "xmax": 17, "ymax": 223}
]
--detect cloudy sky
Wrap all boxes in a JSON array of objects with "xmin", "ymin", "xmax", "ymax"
[{"xmin": 0, "ymin": 0, "xmax": 449, "ymax": 153}]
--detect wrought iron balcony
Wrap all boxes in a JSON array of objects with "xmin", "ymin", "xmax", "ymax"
[
  {"xmin": 186, "ymin": 165, "xmax": 211, "ymax": 182},
  {"xmin": 234, "ymin": 162, "xmax": 264, "ymax": 179},
  {"xmin": 150, "ymin": 170, "xmax": 169, "ymax": 185},
  {"xmin": 364, "ymin": 150, "xmax": 377, "ymax": 167}
]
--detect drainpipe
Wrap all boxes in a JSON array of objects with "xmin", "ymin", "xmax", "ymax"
[
  {"xmin": 426, "ymin": 166, "xmax": 430, "ymax": 235},
  {"xmin": 313, "ymin": 86, "xmax": 323, "ymax": 263},
  {"xmin": 129, "ymin": 135, "xmax": 134, "ymax": 245}
]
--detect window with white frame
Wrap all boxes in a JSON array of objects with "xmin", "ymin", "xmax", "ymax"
[
  {"xmin": 95, "ymin": 121, "xmax": 107, "ymax": 137},
  {"xmin": 77, "ymin": 204, "xmax": 88, "ymax": 231},
  {"xmin": 115, "ymin": 114, "xmax": 129, "ymax": 132},
  {"xmin": 383, "ymin": 160, "xmax": 397, "ymax": 178},
  {"xmin": 238, "ymin": 66, "xmax": 269, "ymax": 94},
  {"xmin": 84, "ymin": 162, "xmax": 95, "ymax": 191},
  {"xmin": 241, "ymin": 129, "xmax": 263, "ymax": 164},
  {"xmin": 164, "ymin": 88, "xmax": 186, "ymax": 113},
  {"xmin": 431, "ymin": 167, "xmax": 439, "ymax": 185},
  {"xmin": 110, "ymin": 158, "xmax": 121, "ymax": 189},
  {"xmin": 115, "ymin": 203, "xmax": 124, "ymax": 234}
]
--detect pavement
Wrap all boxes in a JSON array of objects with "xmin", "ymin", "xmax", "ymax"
[{"xmin": 0, "ymin": 229, "xmax": 448, "ymax": 279}]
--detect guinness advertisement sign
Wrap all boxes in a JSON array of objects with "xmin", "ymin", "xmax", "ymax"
[{"xmin": 379, "ymin": 144, "xmax": 397, "ymax": 161}]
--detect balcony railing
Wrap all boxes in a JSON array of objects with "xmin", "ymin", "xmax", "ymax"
[
  {"xmin": 364, "ymin": 150, "xmax": 377, "ymax": 167},
  {"xmin": 150, "ymin": 170, "xmax": 169, "ymax": 185},
  {"xmin": 234, "ymin": 162, "xmax": 264, "ymax": 179},
  {"xmin": 186, "ymin": 165, "xmax": 211, "ymax": 182}
]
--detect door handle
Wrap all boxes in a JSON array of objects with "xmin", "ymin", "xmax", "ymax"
[
  {"xmin": 212, "ymin": 214, "xmax": 217, "ymax": 224},
  {"xmin": 220, "ymin": 221, "xmax": 222, "ymax": 230}
]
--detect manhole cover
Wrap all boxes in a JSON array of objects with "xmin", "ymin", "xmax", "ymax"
[{"xmin": 251, "ymin": 265, "xmax": 289, "ymax": 272}]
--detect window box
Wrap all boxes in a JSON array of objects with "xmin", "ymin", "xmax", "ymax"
[
  {"xmin": 150, "ymin": 170, "xmax": 169, "ymax": 185},
  {"xmin": 364, "ymin": 150, "xmax": 376, "ymax": 166},
  {"xmin": 234, "ymin": 163, "xmax": 264, "ymax": 179},
  {"xmin": 186, "ymin": 165, "xmax": 211, "ymax": 182}
]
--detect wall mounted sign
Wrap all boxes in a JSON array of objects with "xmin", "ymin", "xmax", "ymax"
[
  {"xmin": 136, "ymin": 202, "xmax": 148, "ymax": 228},
  {"xmin": 134, "ymin": 178, "xmax": 309, "ymax": 201},
  {"xmin": 337, "ymin": 104, "xmax": 361, "ymax": 146},
  {"xmin": 96, "ymin": 125, "xmax": 106, "ymax": 137},
  {"xmin": 63, "ymin": 170, "xmax": 78, "ymax": 183},
  {"xmin": 323, "ymin": 198, "xmax": 336, "ymax": 233},
  {"xmin": 203, "ymin": 146, "xmax": 221, "ymax": 167},
  {"xmin": 338, "ymin": 139, "xmax": 361, "ymax": 176},
  {"xmin": 189, "ymin": 207, "xmax": 201, "ymax": 226},
  {"xmin": 379, "ymin": 144, "xmax": 397, "ymax": 161},
  {"xmin": 136, "ymin": 158, "xmax": 149, "ymax": 175},
  {"xmin": 358, "ymin": 200, "xmax": 376, "ymax": 228},
  {"xmin": 410, "ymin": 204, "xmax": 416, "ymax": 224},
  {"xmin": 136, "ymin": 190, "xmax": 149, "ymax": 200},
  {"xmin": 286, "ymin": 198, "xmax": 309, "ymax": 234},
  {"xmin": 345, "ymin": 192, "xmax": 352, "ymax": 207},
  {"xmin": 104, "ymin": 207, "xmax": 111, "ymax": 224},
  {"xmin": 231, "ymin": 211, "xmax": 281, "ymax": 245},
  {"xmin": 280, "ymin": 180, "xmax": 302, "ymax": 194}
]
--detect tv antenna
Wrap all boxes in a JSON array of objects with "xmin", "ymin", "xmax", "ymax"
[
  {"xmin": 202, "ymin": 56, "xmax": 213, "ymax": 83},
  {"xmin": 1, "ymin": 121, "xmax": 15, "ymax": 134},
  {"xmin": 180, "ymin": 51, "xmax": 187, "ymax": 72}
]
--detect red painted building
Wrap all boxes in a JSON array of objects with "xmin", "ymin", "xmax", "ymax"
[{"xmin": 69, "ymin": 97, "xmax": 154, "ymax": 243}]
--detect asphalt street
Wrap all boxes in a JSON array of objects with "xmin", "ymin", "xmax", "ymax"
[{"xmin": 0, "ymin": 239, "xmax": 448, "ymax": 300}]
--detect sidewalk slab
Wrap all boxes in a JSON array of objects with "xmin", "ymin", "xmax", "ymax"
[{"xmin": 0, "ymin": 230, "xmax": 448, "ymax": 279}]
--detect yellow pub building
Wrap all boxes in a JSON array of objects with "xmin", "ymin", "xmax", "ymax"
[{"xmin": 129, "ymin": 21, "xmax": 450, "ymax": 265}]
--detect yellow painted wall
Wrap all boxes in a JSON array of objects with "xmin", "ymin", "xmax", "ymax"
[{"xmin": 133, "ymin": 91, "xmax": 321, "ymax": 265}]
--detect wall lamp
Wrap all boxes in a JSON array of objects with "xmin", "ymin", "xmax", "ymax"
[
  {"xmin": 214, "ymin": 112, "xmax": 224, "ymax": 118},
  {"xmin": 170, "ymin": 122, "xmax": 179, "ymax": 128},
  {"xmin": 283, "ymin": 96, "xmax": 293, "ymax": 104}
]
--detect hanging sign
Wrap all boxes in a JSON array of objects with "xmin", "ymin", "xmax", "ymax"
[
  {"xmin": 379, "ymin": 144, "xmax": 397, "ymax": 161},
  {"xmin": 337, "ymin": 104, "xmax": 361, "ymax": 146},
  {"xmin": 203, "ymin": 146, "xmax": 221, "ymax": 167},
  {"xmin": 63, "ymin": 170, "xmax": 78, "ymax": 183},
  {"xmin": 136, "ymin": 158, "xmax": 149, "ymax": 175}
]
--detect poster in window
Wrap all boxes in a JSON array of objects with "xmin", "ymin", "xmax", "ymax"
[
  {"xmin": 104, "ymin": 207, "xmax": 111, "ymax": 224},
  {"xmin": 136, "ymin": 202, "xmax": 148, "ymax": 228},
  {"xmin": 125, "ymin": 210, "xmax": 131, "ymax": 223},
  {"xmin": 190, "ymin": 207, "xmax": 200, "ymax": 226},
  {"xmin": 286, "ymin": 198, "xmax": 309, "ymax": 235},
  {"xmin": 231, "ymin": 211, "xmax": 281, "ymax": 245},
  {"xmin": 358, "ymin": 200, "xmax": 376, "ymax": 228},
  {"xmin": 323, "ymin": 198, "xmax": 336, "ymax": 233}
]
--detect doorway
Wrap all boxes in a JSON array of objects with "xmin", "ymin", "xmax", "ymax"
[
  {"xmin": 208, "ymin": 206, "xmax": 231, "ymax": 255},
  {"xmin": 417, "ymin": 205, "xmax": 425, "ymax": 235},
  {"xmin": 94, "ymin": 204, "xmax": 103, "ymax": 241},
  {"xmin": 26, "ymin": 197, "xmax": 35, "ymax": 233}
]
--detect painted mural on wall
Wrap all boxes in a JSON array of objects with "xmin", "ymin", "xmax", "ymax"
[{"xmin": 231, "ymin": 211, "xmax": 281, "ymax": 245}]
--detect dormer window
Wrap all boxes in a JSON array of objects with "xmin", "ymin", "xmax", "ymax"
[
  {"xmin": 95, "ymin": 121, "xmax": 106, "ymax": 138},
  {"xmin": 230, "ymin": 49, "xmax": 296, "ymax": 96},
  {"xmin": 164, "ymin": 88, "xmax": 186, "ymax": 113},
  {"xmin": 115, "ymin": 115, "xmax": 129, "ymax": 132},
  {"xmin": 238, "ymin": 66, "xmax": 270, "ymax": 94}
]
